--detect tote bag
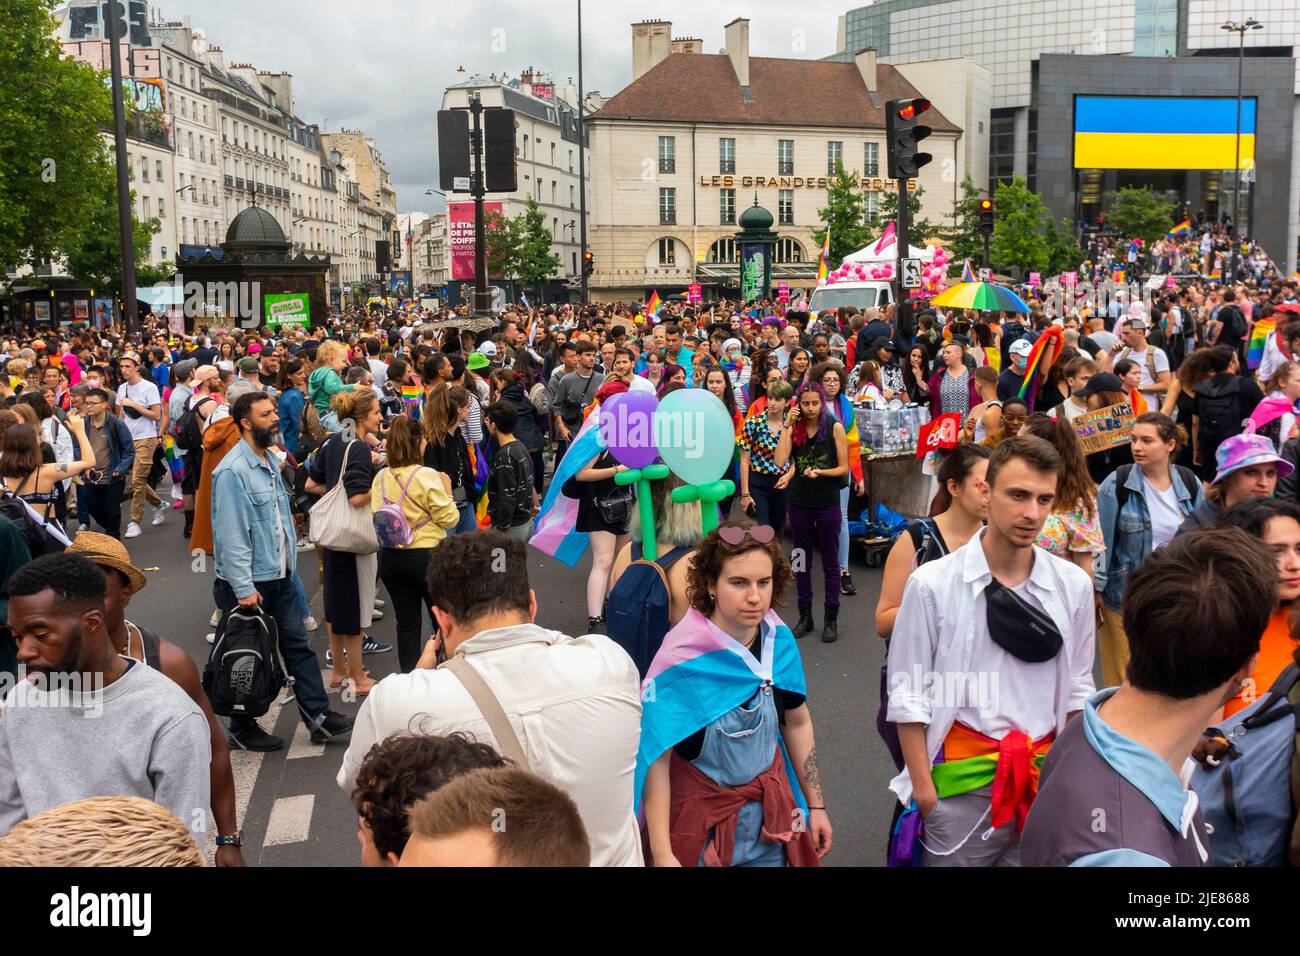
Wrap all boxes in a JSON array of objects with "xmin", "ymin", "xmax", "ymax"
[{"xmin": 308, "ymin": 439, "xmax": 379, "ymax": 554}]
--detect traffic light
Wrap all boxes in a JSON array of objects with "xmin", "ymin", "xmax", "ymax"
[
  {"xmin": 978, "ymin": 198, "xmax": 995, "ymax": 236},
  {"xmin": 582, "ymin": 250, "xmax": 594, "ymax": 276},
  {"xmin": 885, "ymin": 98, "xmax": 933, "ymax": 180}
]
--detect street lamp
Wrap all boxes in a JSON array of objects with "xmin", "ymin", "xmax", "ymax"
[{"xmin": 1222, "ymin": 17, "xmax": 1263, "ymax": 283}]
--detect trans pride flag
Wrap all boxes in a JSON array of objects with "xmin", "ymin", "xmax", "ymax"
[
  {"xmin": 634, "ymin": 608, "xmax": 808, "ymax": 816},
  {"xmin": 528, "ymin": 408, "xmax": 604, "ymax": 567}
]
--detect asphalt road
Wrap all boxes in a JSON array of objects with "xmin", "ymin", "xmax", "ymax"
[{"xmin": 119, "ymin": 502, "xmax": 897, "ymax": 867}]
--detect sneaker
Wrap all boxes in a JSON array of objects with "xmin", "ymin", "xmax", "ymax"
[
  {"xmin": 370, "ymin": 608, "xmax": 384, "ymax": 621},
  {"xmin": 373, "ymin": 598, "xmax": 386, "ymax": 609},
  {"xmin": 172, "ymin": 498, "xmax": 184, "ymax": 509},
  {"xmin": 296, "ymin": 538, "xmax": 315, "ymax": 552},
  {"xmin": 324, "ymin": 648, "xmax": 333, "ymax": 667},
  {"xmin": 205, "ymin": 632, "xmax": 215, "ymax": 644},
  {"xmin": 125, "ymin": 522, "xmax": 142, "ymax": 539},
  {"xmin": 840, "ymin": 572, "xmax": 857, "ymax": 596},
  {"xmin": 228, "ymin": 724, "xmax": 283, "ymax": 752},
  {"xmin": 151, "ymin": 505, "xmax": 167, "ymax": 526},
  {"xmin": 310, "ymin": 709, "xmax": 354, "ymax": 744},
  {"xmin": 304, "ymin": 615, "xmax": 319, "ymax": 632},
  {"xmin": 362, "ymin": 635, "xmax": 392, "ymax": 655},
  {"xmin": 588, "ymin": 616, "xmax": 604, "ymax": 634}
]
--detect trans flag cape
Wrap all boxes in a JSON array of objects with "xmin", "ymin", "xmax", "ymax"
[
  {"xmin": 529, "ymin": 406, "xmax": 603, "ymax": 567},
  {"xmin": 633, "ymin": 607, "xmax": 808, "ymax": 816}
]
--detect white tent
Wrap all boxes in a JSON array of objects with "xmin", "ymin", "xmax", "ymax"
[{"xmin": 842, "ymin": 229, "xmax": 935, "ymax": 265}]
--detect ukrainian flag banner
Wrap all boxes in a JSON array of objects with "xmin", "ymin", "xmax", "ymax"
[{"xmin": 1073, "ymin": 96, "xmax": 1256, "ymax": 171}]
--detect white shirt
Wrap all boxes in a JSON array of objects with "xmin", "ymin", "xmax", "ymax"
[
  {"xmin": 367, "ymin": 358, "xmax": 388, "ymax": 389},
  {"xmin": 1258, "ymin": 332, "xmax": 1288, "ymax": 382},
  {"xmin": 886, "ymin": 529, "xmax": 1096, "ymax": 804},
  {"xmin": 117, "ymin": 378, "xmax": 161, "ymax": 441},
  {"xmin": 1121, "ymin": 345, "xmax": 1170, "ymax": 403},
  {"xmin": 337, "ymin": 623, "xmax": 645, "ymax": 867},
  {"xmin": 1143, "ymin": 477, "xmax": 1183, "ymax": 550},
  {"xmin": 1060, "ymin": 397, "xmax": 1090, "ymax": 423}
]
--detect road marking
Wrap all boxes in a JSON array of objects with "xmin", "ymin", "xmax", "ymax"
[
  {"xmin": 200, "ymin": 698, "xmax": 283, "ymax": 863},
  {"xmin": 286, "ymin": 719, "xmax": 324, "ymax": 760},
  {"xmin": 264, "ymin": 794, "xmax": 315, "ymax": 846}
]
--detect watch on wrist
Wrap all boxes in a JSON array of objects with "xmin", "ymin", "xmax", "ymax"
[{"xmin": 216, "ymin": 831, "xmax": 242, "ymax": 848}]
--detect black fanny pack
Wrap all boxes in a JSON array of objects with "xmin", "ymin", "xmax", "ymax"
[{"xmin": 983, "ymin": 580, "xmax": 1063, "ymax": 663}]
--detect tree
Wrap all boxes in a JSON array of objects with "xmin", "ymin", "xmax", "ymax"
[
  {"xmin": 1043, "ymin": 216, "xmax": 1082, "ymax": 277},
  {"xmin": 0, "ymin": 0, "xmax": 117, "ymax": 272},
  {"xmin": 944, "ymin": 177, "xmax": 987, "ymax": 269},
  {"xmin": 513, "ymin": 197, "xmax": 561, "ymax": 302},
  {"xmin": 1107, "ymin": 187, "xmax": 1175, "ymax": 244},
  {"xmin": 63, "ymin": 182, "xmax": 168, "ymax": 290},
  {"xmin": 483, "ymin": 208, "xmax": 519, "ymax": 281},
  {"xmin": 990, "ymin": 176, "xmax": 1049, "ymax": 276},
  {"xmin": 872, "ymin": 183, "xmax": 937, "ymax": 247},
  {"xmin": 813, "ymin": 161, "xmax": 870, "ymax": 267}
]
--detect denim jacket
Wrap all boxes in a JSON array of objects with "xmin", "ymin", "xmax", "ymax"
[
  {"xmin": 69, "ymin": 413, "xmax": 135, "ymax": 480},
  {"xmin": 211, "ymin": 439, "xmax": 294, "ymax": 599},
  {"xmin": 1095, "ymin": 465, "xmax": 1203, "ymax": 610}
]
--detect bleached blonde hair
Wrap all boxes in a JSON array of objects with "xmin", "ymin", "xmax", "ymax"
[{"xmin": 0, "ymin": 796, "xmax": 205, "ymax": 867}]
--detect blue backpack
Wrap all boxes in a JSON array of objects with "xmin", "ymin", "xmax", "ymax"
[
  {"xmin": 604, "ymin": 544, "xmax": 691, "ymax": 680},
  {"xmin": 1191, "ymin": 663, "xmax": 1299, "ymax": 867}
]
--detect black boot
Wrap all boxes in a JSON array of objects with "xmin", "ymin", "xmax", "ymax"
[
  {"xmin": 183, "ymin": 509, "xmax": 194, "ymax": 538},
  {"xmin": 587, "ymin": 616, "xmax": 605, "ymax": 634},
  {"xmin": 821, "ymin": 603, "xmax": 839, "ymax": 643},
  {"xmin": 792, "ymin": 603, "xmax": 815, "ymax": 639}
]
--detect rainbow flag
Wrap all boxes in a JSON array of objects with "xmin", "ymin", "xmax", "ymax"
[
  {"xmin": 1248, "ymin": 317, "xmax": 1276, "ymax": 371},
  {"xmin": 1129, "ymin": 388, "xmax": 1150, "ymax": 416},
  {"xmin": 817, "ymin": 230, "xmax": 832, "ymax": 282},
  {"xmin": 1017, "ymin": 326, "xmax": 1065, "ymax": 409},
  {"xmin": 634, "ymin": 607, "xmax": 807, "ymax": 817},
  {"xmin": 400, "ymin": 384, "xmax": 422, "ymax": 407},
  {"xmin": 646, "ymin": 290, "xmax": 662, "ymax": 318},
  {"xmin": 833, "ymin": 394, "xmax": 863, "ymax": 485},
  {"xmin": 1168, "ymin": 219, "xmax": 1192, "ymax": 238},
  {"xmin": 960, "ymin": 260, "xmax": 976, "ymax": 283},
  {"xmin": 529, "ymin": 410, "xmax": 603, "ymax": 567}
]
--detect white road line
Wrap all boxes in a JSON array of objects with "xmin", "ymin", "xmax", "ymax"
[
  {"xmin": 286, "ymin": 719, "xmax": 324, "ymax": 760},
  {"xmin": 264, "ymin": 794, "xmax": 315, "ymax": 847},
  {"xmin": 201, "ymin": 698, "xmax": 283, "ymax": 864}
]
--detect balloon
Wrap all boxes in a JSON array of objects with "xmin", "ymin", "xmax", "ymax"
[
  {"xmin": 600, "ymin": 391, "xmax": 660, "ymax": 470},
  {"xmin": 655, "ymin": 389, "xmax": 735, "ymax": 486}
]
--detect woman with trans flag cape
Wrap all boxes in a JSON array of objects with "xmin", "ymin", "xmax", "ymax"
[{"xmin": 635, "ymin": 523, "xmax": 831, "ymax": 866}]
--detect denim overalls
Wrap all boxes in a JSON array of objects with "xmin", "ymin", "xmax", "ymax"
[{"xmin": 692, "ymin": 679, "xmax": 787, "ymax": 867}]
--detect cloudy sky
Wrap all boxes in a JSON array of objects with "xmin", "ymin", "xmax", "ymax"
[{"xmin": 152, "ymin": 0, "xmax": 845, "ymax": 214}]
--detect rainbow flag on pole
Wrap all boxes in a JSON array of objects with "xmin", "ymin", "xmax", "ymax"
[
  {"xmin": 1248, "ymin": 317, "xmax": 1276, "ymax": 370},
  {"xmin": 817, "ymin": 230, "xmax": 832, "ymax": 282},
  {"xmin": 646, "ymin": 290, "xmax": 662, "ymax": 319},
  {"xmin": 1017, "ymin": 326, "xmax": 1065, "ymax": 409},
  {"xmin": 1167, "ymin": 219, "xmax": 1192, "ymax": 238}
]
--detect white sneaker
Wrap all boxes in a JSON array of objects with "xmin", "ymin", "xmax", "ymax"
[
  {"xmin": 296, "ymin": 538, "xmax": 315, "ymax": 552},
  {"xmin": 205, "ymin": 632, "xmax": 215, "ymax": 644},
  {"xmin": 373, "ymin": 598, "xmax": 386, "ymax": 609},
  {"xmin": 305, "ymin": 615, "xmax": 319, "ymax": 632},
  {"xmin": 125, "ymin": 522, "xmax": 142, "ymax": 539},
  {"xmin": 371, "ymin": 608, "xmax": 384, "ymax": 620},
  {"xmin": 151, "ymin": 505, "xmax": 167, "ymax": 526}
]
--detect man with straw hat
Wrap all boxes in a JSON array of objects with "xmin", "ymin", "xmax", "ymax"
[{"xmin": 68, "ymin": 530, "xmax": 246, "ymax": 866}]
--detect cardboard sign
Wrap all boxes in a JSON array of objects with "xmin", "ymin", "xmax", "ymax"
[
  {"xmin": 1073, "ymin": 401, "xmax": 1135, "ymax": 455},
  {"xmin": 688, "ymin": 282, "xmax": 702, "ymax": 304},
  {"xmin": 777, "ymin": 281, "xmax": 790, "ymax": 302}
]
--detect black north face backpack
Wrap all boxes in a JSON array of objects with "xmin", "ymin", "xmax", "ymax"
[{"xmin": 203, "ymin": 606, "xmax": 285, "ymax": 719}]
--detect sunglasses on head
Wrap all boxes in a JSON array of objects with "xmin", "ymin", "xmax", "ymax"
[{"xmin": 718, "ymin": 525, "xmax": 776, "ymax": 545}]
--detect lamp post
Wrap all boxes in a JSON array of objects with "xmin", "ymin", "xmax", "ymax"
[
  {"xmin": 577, "ymin": 0, "xmax": 589, "ymax": 306},
  {"xmin": 1221, "ymin": 17, "xmax": 1263, "ymax": 283}
]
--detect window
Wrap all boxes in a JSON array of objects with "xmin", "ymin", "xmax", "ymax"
[
  {"xmin": 181, "ymin": 217, "xmax": 186, "ymax": 241},
  {"xmin": 864, "ymin": 191, "xmax": 879, "ymax": 223},
  {"xmin": 659, "ymin": 187, "xmax": 676, "ymax": 224},
  {"xmin": 569, "ymin": 149, "xmax": 574, "ymax": 173},
  {"xmin": 707, "ymin": 238, "xmax": 737, "ymax": 263},
  {"xmin": 142, "ymin": 196, "xmax": 152, "ymax": 218},
  {"xmin": 778, "ymin": 139, "xmax": 794, "ymax": 175},
  {"xmin": 720, "ymin": 188, "xmax": 736, "ymax": 224},
  {"xmin": 141, "ymin": 156, "xmax": 149, "ymax": 182},
  {"xmin": 719, "ymin": 138, "xmax": 735, "ymax": 174},
  {"xmin": 778, "ymin": 189, "xmax": 794, "ymax": 225},
  {"xmin": 865, "ymin": 142, "xmax": 879, "ymax": 177},
  {"xmin": 552, "ymin": 181, "xmax": 557, "ymax": 203},
  {"xmin": 775, "ymin": 238, "xmax": 804, "ymax": 263},
  {"xmin": 989, "ymin": 108, "xmax": 1017, "ymax": 193},
  {"xmin": 658, "ymin": 136, "xmax": 675, "ymax": 174},
  {"xmin": 551, "ymin": 143, "xmax": 556, "ymax": 166},
  {"xmin": 570, "ymin": 184, "xmax": 575, "ymax": 208},
  {"xmin": 827, "ymin": 141, "xmax": 843, "ymax": 176},
  {"xmin": 658, "ymin": 237, "xmax": 676, "ymax": 266}
]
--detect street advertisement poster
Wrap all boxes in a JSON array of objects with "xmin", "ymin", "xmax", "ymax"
[
  {"xmin": 449, "ymin": 201, "xmax": 503, "ymax": 281},
  {"xmin": 33, "ymin": 301, "xmax": 51, "ymax": 324},
  {"xmin": 420, "ymin": 297, "xmax": 439, "ymax": 311},
  {"xmin": 93, "ymin": 298, "xmax": 115, "ymax": 330},
  {"xmin": 263, "ymin": 293, "xmax": 311, "ymax": 328},
  {"xmin": 72, "ymin": 299, "xmax": 90, "ymax": 328},
  {"xmin": 739, "ymin": 242, "xmax": 769, "ymax": 305},
  {"xmin": 1074, "ymin": 401, "xmax": 1135, "ymax": 455}
]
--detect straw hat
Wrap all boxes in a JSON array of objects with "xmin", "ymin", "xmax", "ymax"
[{"xmin": 67, "ymin": 531, "xmax": 148, "ymax": 593}]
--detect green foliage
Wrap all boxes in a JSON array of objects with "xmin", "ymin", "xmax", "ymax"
[
  {"xmin": 990, "ymin": 176, "xmax": 1049, "ymax": 275},
  {"xmin": 813, "ymin": 161, "xmax": 870, "ymax": 267},
  {"xmin": 63, "ymin": 181, "xmax": 166, "ymax": 290},
  {"xmin": 0, "ymin": 0, "xmax": 116, "ymax": 271},
  {"xmin": 484, "ymin": 208, "xmax": 518, "ymax": 280},
  {"xmin": 1106, "ymin": 187, "xmax": 1176, "ymax": 244},
  {"xmin": 943, "ymin": 177, "xmax": 987, "ymax": 269},
  {"xmin": 871, "ymin": 183, "xmax": 936, "ymax": 246},
  {"xmin": 1043, "ymin": 217, "xmax": 1081, "ymax": 277},
  {"xmin": 513, "ymin": 196, "xmax": 561, "ymax": 297}
]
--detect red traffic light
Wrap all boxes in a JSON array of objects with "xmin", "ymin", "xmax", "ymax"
[
  {"xmin": 979, "ymin": 199, "xmax": 994, "ymax": 211},
  {"xmin": 898, "ymin": 98, "xmax": 931, "ymax": 121}
]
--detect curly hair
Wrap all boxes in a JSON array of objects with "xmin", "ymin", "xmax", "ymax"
[
  {"xmin": 351, "ymin": 731, "xmax": 509, "ymax": 862},
  {"xmin": 686, "ymin": 520, "xmax": 794, "ymax": 616}
]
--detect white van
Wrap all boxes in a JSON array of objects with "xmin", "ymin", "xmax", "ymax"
[{"xmin": 807, "ymin": 280, "xmax": 895, "ymax": 315}]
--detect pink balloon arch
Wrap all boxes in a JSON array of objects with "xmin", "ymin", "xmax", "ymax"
[{"xmin": 823, "ymin": 244, "xmax": 951, "ymax": 292}]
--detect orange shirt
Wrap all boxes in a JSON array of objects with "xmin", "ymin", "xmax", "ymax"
[{"xmin": 1224, "ymin": 609, "xmax": 1297, "ymax": 718}]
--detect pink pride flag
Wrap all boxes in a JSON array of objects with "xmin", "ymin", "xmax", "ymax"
[{"xmin": 873, "ymin": 220, "xmax": 897, "ymax": 256}]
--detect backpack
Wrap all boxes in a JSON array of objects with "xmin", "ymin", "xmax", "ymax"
[
  {"xmin": 1113, "ymin": 463, "xmax": 1200, "ymax": 512},
  {"xmin": 1191, "ymin": 664, "xmax": 1300, "ymax": 866},
  {"xmin": 1191, "ymin": 377, "xmax": 1244, "ymax": 454},
  {"xmin": 604, "ymin": 544, "xmax": 692, "ymax": 680},
  {"xmin": 301, "ymin": 399, "xmax": 329, "ymax": 447},
  {"xmin": 172, "ymin": 396, "xmax": 214, "ymax": 453},
  {"xmin": 202, "ymin": 605, "xmax": 285, "ymax": 719},
  {"xmin": 0, "ymin": 488, "xmax": 68, "ymax": 557},
  {"xmin": 372, "ymin": 467, "xmax": 432, "ymax": 548}
]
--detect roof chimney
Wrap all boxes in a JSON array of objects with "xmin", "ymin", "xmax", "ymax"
[
  {"xmin": 631, "ymin": 20, "xmax": 672, "ymax": 81},
  {"xmin": 724, "ymin": 18, "xmax": 750, "ymax": 90},
  {"xmin": 854, "ymin": 46, "xmax": 878, "ymax": 94}
]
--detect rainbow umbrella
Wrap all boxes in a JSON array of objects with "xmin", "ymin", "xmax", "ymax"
[{"xmin": 929, "ymin": 281, "xmax": 1030, "ymax": 314}]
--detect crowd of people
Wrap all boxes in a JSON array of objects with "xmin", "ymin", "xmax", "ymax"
[{"xmin": 0, "ymin": 235, "xmax": 1298, "ymax": 868}]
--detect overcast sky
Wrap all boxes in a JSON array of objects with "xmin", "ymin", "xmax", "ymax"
[{"xmin": 153, "ymin": 1, "xmax": 845, "ymax": 214}]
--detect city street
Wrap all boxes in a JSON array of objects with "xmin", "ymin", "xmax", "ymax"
[{"xmin": 120, "ymin": 515, "xmax": 895, "ymax": 867}]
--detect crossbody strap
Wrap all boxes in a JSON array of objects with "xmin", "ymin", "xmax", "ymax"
[{"xmin": 442, "ymin": 655, "xmax": 530, "ymax": 769}]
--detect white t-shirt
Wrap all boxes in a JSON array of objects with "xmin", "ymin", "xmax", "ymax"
[
  {"xmin": 367, "ymin": 358, "xmax": 388, "ymax": 389},
  {"xmin": 117, "ymin": 379, "xmax": 162, "ymax": 441},
  {"xmin": 1060, "ymin": 397, "xmax": 1090, "ymax": 423},
  {"xmin": 1122, "ymin": 346, "xmax": 1170, "ymax": 402},
  {"xmin": 1143, "ymin": 476, "xmax": 1182, "ymax": 550}
]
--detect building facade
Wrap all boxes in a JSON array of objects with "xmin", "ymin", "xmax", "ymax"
[{"xmin": 588, "ymin": 18, "xmax": 963, "ymax": 302}]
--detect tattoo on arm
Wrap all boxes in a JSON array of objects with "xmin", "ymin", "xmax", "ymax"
[
  {"xmin": 802, "ymin": 746, "xmax": 823, "ymax": 800},
  {"xmin": 57, "ymin": 463, "xmax": 68, "ymax": 474}
]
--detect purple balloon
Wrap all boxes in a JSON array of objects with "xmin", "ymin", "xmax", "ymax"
[{"xmin": 600, "ymin": 391, "xmax": 660, "ymax": 470}]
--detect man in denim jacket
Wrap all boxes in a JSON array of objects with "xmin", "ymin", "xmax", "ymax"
[{"xmin": 211, "ymin": 391, "xmax": 353, "ymax": 751}]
